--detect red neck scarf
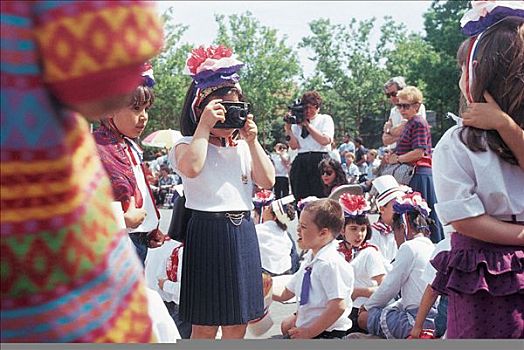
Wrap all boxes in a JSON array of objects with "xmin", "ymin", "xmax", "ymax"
[{"xmin": 337, "ymin": 240, "xmax": 378, "ymax": 263}]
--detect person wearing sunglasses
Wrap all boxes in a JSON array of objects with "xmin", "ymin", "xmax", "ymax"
[
  {"xmin": 318, "ymin": 158, "xmax": 348, "ymax": 197},
  {"xmin": 385, "ymin": 86, "xmax": 443, "ymax": 244},
  {"xmin": 382, "ymin": 77, "xmax": 426, "ymax": 148}
]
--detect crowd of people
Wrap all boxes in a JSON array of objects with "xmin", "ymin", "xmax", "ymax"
[{"xmin": 1, "ymin": 0, "xmax": 522, "ymax": 344}]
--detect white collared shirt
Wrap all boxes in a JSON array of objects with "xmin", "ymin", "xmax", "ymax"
[
  {"xmin": 433, "ymin": 126, "xmax": 524, "ymax": 224},
  {"xmin": 255, "ymin": 221, "xmax": 293, "ymax": 275},
  {"xmin": 368, "ymin": 228, "xmax": 398, "ymax": 266},
  {"xmin": 365, "ymin": 236, "xmax": 435, "ymax": 311},
  {"xmin": 287, "ymin": 240, "xmax": 354, "ymax": 331},
  {"xmin": 349, "ymin": 247, "xmax": 387, "ymax": 308},
  {"xmin": 291, "ymin": 114, "xmax": 335, "ymax": 153}
]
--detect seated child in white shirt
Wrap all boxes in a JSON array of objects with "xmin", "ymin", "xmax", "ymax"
[
  {"xmin": 336, "ymin": 193, "xmax": 387, "ymax": 334},
  {"xmin": 253, "ymin": 191, "xmax": 300, "ymax": 275},
  {"xmin": 369, "ymin": 219, "xmax": 397, "ymax": 269},
  {"xmin": 358, "ymin": 192, "xmax": 437, "ymax": 339},
  {"xmin": 272, "ymin": 198, "xmax": 354, "ymax": 339},
  {"xmin": 144, "ymin": 239, "xmax": 192, "ymax": 339}
]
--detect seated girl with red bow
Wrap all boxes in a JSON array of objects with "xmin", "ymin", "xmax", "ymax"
[{"xmin": 337, "ymin": 193, "xmax": 387, "ymax": 334}]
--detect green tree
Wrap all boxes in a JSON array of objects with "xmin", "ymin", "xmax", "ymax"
[
  {"xmin": 300, "ymin": 18, "xmax": 389, "ymax": 147},
  {"xmin": 214, "ymin": 12, "xmax": 302, "ymax": 147},
  {"xmin": 421, "ymin": 0, "xmax": 469, "ymax": 140},
  {"xmin": 146, "ymin": 7, "xmax": 193, "ymax": 135}
]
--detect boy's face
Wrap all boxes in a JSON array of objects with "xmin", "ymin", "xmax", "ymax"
[
  {"xmin": 379, "ymin": 200, "xmax": 395, "ymax": 226},
  {"xmin": 297, "ymin": 209, "xmax": 330, "ymax": 252},
  {"xmin": 112, "ymin": 103, "xmax": 149, "ymax": 138},
  {"xmin": 345, "ymin": 155, "xmax": 354, "ymax": 165},
  {"xmin": 343, "ymin": 222, "xmax": 367, "ymax": 247}
]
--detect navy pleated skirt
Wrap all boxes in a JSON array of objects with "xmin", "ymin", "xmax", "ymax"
[
  {"xmin": 409, "ymin": 166, "xmax": 444, "ymax": 243},
  {"xmin": 179, "ymin": 210, "xmax": 264, "ymax": 326}
]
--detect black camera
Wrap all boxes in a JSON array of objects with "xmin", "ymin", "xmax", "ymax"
[
  {"xmin": 284, "ymin": 99, "xmax": 305, "ymax": 124},
  {"xmin": 214, "ymin": 101, "xmax": 250, "ymax": 129}
]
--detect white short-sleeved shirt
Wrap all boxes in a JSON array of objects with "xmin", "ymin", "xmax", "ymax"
[
  {"xmin": 169, "ymin": 137, "xmax": 254, "ymax": 211},
  {"xmin": 270, "ymin": 153, "xmax": 289, "ymax": 178},
  {"xmin": 421, "ymin": 237, "xmax": 451, "ymax": 285},
  {"xmin": 255, "ymin": 221, "xmax": 293, "ymax": 275},
  {"xmin": 433, "ymin": 126, "xmax": 524, "ymax": 225},
  {"xmin": 291, "ymin": 114, "xmax": 335, "ymax": 153},
  {"xmin": 350, "ymin": 247, "xmax": 387, "ymax": 308},
  {"xmin": 286, "ymin": 240, "xmax": 354, "ymax": 331},
  {"xmin": 365, "ymin": 236, "xmax": 435, "ymax": 311},
  {"xmin": 144, "ymin": 240, "xmax": 183, "ymax": 304},
  {"xmin": 368, "ymin": 229, "xmax": 398, "ymax": 266},
  {"xmin": 125, "ymin": 138, "xmax": 159, "ymax": 233}
]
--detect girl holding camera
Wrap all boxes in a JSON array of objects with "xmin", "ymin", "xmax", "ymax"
[{"xmin": 169, "ymin": 45, "xmax": 274, "ymax": 339}]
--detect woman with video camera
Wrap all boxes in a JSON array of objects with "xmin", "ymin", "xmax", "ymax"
[
  {"xmin": 285, "ymin": 91, "xmax": 335, "ymax": 202},
  {"xmin": 169, "ymin": 45, "xmax": 274, "ymax": 339}
]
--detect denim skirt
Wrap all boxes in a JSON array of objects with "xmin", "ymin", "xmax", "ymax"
[{"xmin": 179, "ymin": 210, "xmax": 264, "ymax": 326}]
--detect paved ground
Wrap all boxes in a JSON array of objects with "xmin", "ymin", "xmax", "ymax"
[{"xmin": 157, "ymin": 208, "xmax": 379, "ymax": 339}]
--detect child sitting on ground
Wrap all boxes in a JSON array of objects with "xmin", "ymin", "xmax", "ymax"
[
  {"xmin": 253, "ymin": 190, "xmax": 300, "ymax": 276},
  {"xmin": 358, "ymin": 192, "xmax": 437, "ymax": 339},
  {"xmin": 272, "ymin": 198, "xmax": 354, "ymax": 339},
  {"xmin": 337, "ymin": 193, "xmax": 387, "ymax": 334}
]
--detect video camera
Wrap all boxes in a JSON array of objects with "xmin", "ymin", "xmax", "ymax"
[
  {"xmin": 214, "ymin": 101, "xmax": 250, "ymax": 129},
  {"xmin": 284, "ymin": 99, "xmax": 305, "ymax": 124}
]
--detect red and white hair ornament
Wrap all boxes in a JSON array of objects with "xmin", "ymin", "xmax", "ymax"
[
  {"xmin": 339, "ymin": 193, "xmax": 370, "ymax": 218},
  {"xmin": 185, "ymin": 45, "xmax": 244, "ymax": 123}
]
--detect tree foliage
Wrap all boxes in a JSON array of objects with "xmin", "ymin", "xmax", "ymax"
[
  {"xmin": 147, "ymin": 1, "xmax": 471, "ymax": 150},
  {"xmin": 214, "ymin": 12, "xmax": 302, "ymax": 147}
]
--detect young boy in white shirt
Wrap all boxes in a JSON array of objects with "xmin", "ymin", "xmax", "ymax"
[{"xmin": 272, "ymin": 198, "xmax": 354, "ymax": 339}]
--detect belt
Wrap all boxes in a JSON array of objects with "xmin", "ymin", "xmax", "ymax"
[
  {"xmin": 192, "ymin": 210, "xmax": 251, "ymax": 226},
  {"xmin": 297, "ymin": 151, "xmax": 328, "ymax": 156}
]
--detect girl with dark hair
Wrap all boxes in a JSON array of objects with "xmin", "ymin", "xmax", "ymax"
[
  {"xmin": 432, "ymin": 4, "xmax": 524, "ymax": 339},
  {"xmin": 337, "ymin": 193, "xmax": 386, "ymax": 334},
  {"xmin": 95, "ymin": 63, "xmax": 166, "ymax": 265},
  {"xmin": 168, "ymin": 45, "xmax": 274, "ymax": 339},
  {"xmin": 318, "ymin": 158, "xmax": 348, "ymax": 196},
  {"xmin": 358, "ymin": 192, "xmax": 436, "ymax": 339}
]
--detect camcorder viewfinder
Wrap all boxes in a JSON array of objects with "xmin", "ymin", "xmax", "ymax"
[
  {"xmin": 214, "ymin": 101, "xmax": 250, "ymax": 129},
  {"xmin": 284, "ymin": 99, "xmax": 305, "ymax": 124}
]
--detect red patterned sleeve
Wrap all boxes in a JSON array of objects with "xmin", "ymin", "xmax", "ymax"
[{"xmin": 33, "ymin": 1, "xmax": 164, "ymax": 105}]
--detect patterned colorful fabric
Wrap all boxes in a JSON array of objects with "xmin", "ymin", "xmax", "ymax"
[
  {"xmin": 1, "ymin": 1, "xmax": 163, "ymax": 342},
  {"xmin": 94, "ymin": 124, "xmax": 142, "ymax": 212}
]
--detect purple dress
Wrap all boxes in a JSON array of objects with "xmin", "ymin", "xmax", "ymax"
[{"xmin": 431, "ymin": 233, "xmax": 524, "ymax": 338}]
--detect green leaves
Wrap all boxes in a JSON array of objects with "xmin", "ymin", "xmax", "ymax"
[{"xmin": 147, "ymin": 1, "xmax": 470, "ymax": 151}]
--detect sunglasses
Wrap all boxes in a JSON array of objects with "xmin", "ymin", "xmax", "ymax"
[
  {"xmin": 321, "ymin": 170, "xmax": 334, "ymax": 176},
  {"xmin": 396, "ymin": 103, "xmax": 417, "ymax": 110},
  {"xmin": 385, "ymin": 91, "xmax": 398, "ymax": 98}
]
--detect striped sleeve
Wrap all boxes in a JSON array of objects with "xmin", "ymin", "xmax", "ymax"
[
  {"xmin": 33, "ymin": 1, "xmax": 164, "ymax": 105},
  {"xmin": 409, "ymin": 119, "xmax": 431, "ymax": 151}
]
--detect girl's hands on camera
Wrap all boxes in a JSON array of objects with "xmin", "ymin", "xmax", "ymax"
[
  {"xmin": 199, "ymin": 99, "xmax": 226, "ymax": 131},
  {"xmin": 240, "ymin": 114, "xmax": 258, "ymax": 144}
]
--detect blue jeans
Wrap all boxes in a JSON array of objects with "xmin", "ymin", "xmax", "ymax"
[
  {"xmin": 164, "ymin": 301, "xmax": 192, "ymax": 339},
  {"xmin": 128, "ymin": 232, "xmax": 148, "ymax": 266},
  {"xmin": 435, "ymin": 295, "xmax": 448, "ymax": 338}
]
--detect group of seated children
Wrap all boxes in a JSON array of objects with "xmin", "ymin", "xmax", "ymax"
[{"xmin": 271, "ymin": 174, "xmax": 447, "ymax": 339}]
